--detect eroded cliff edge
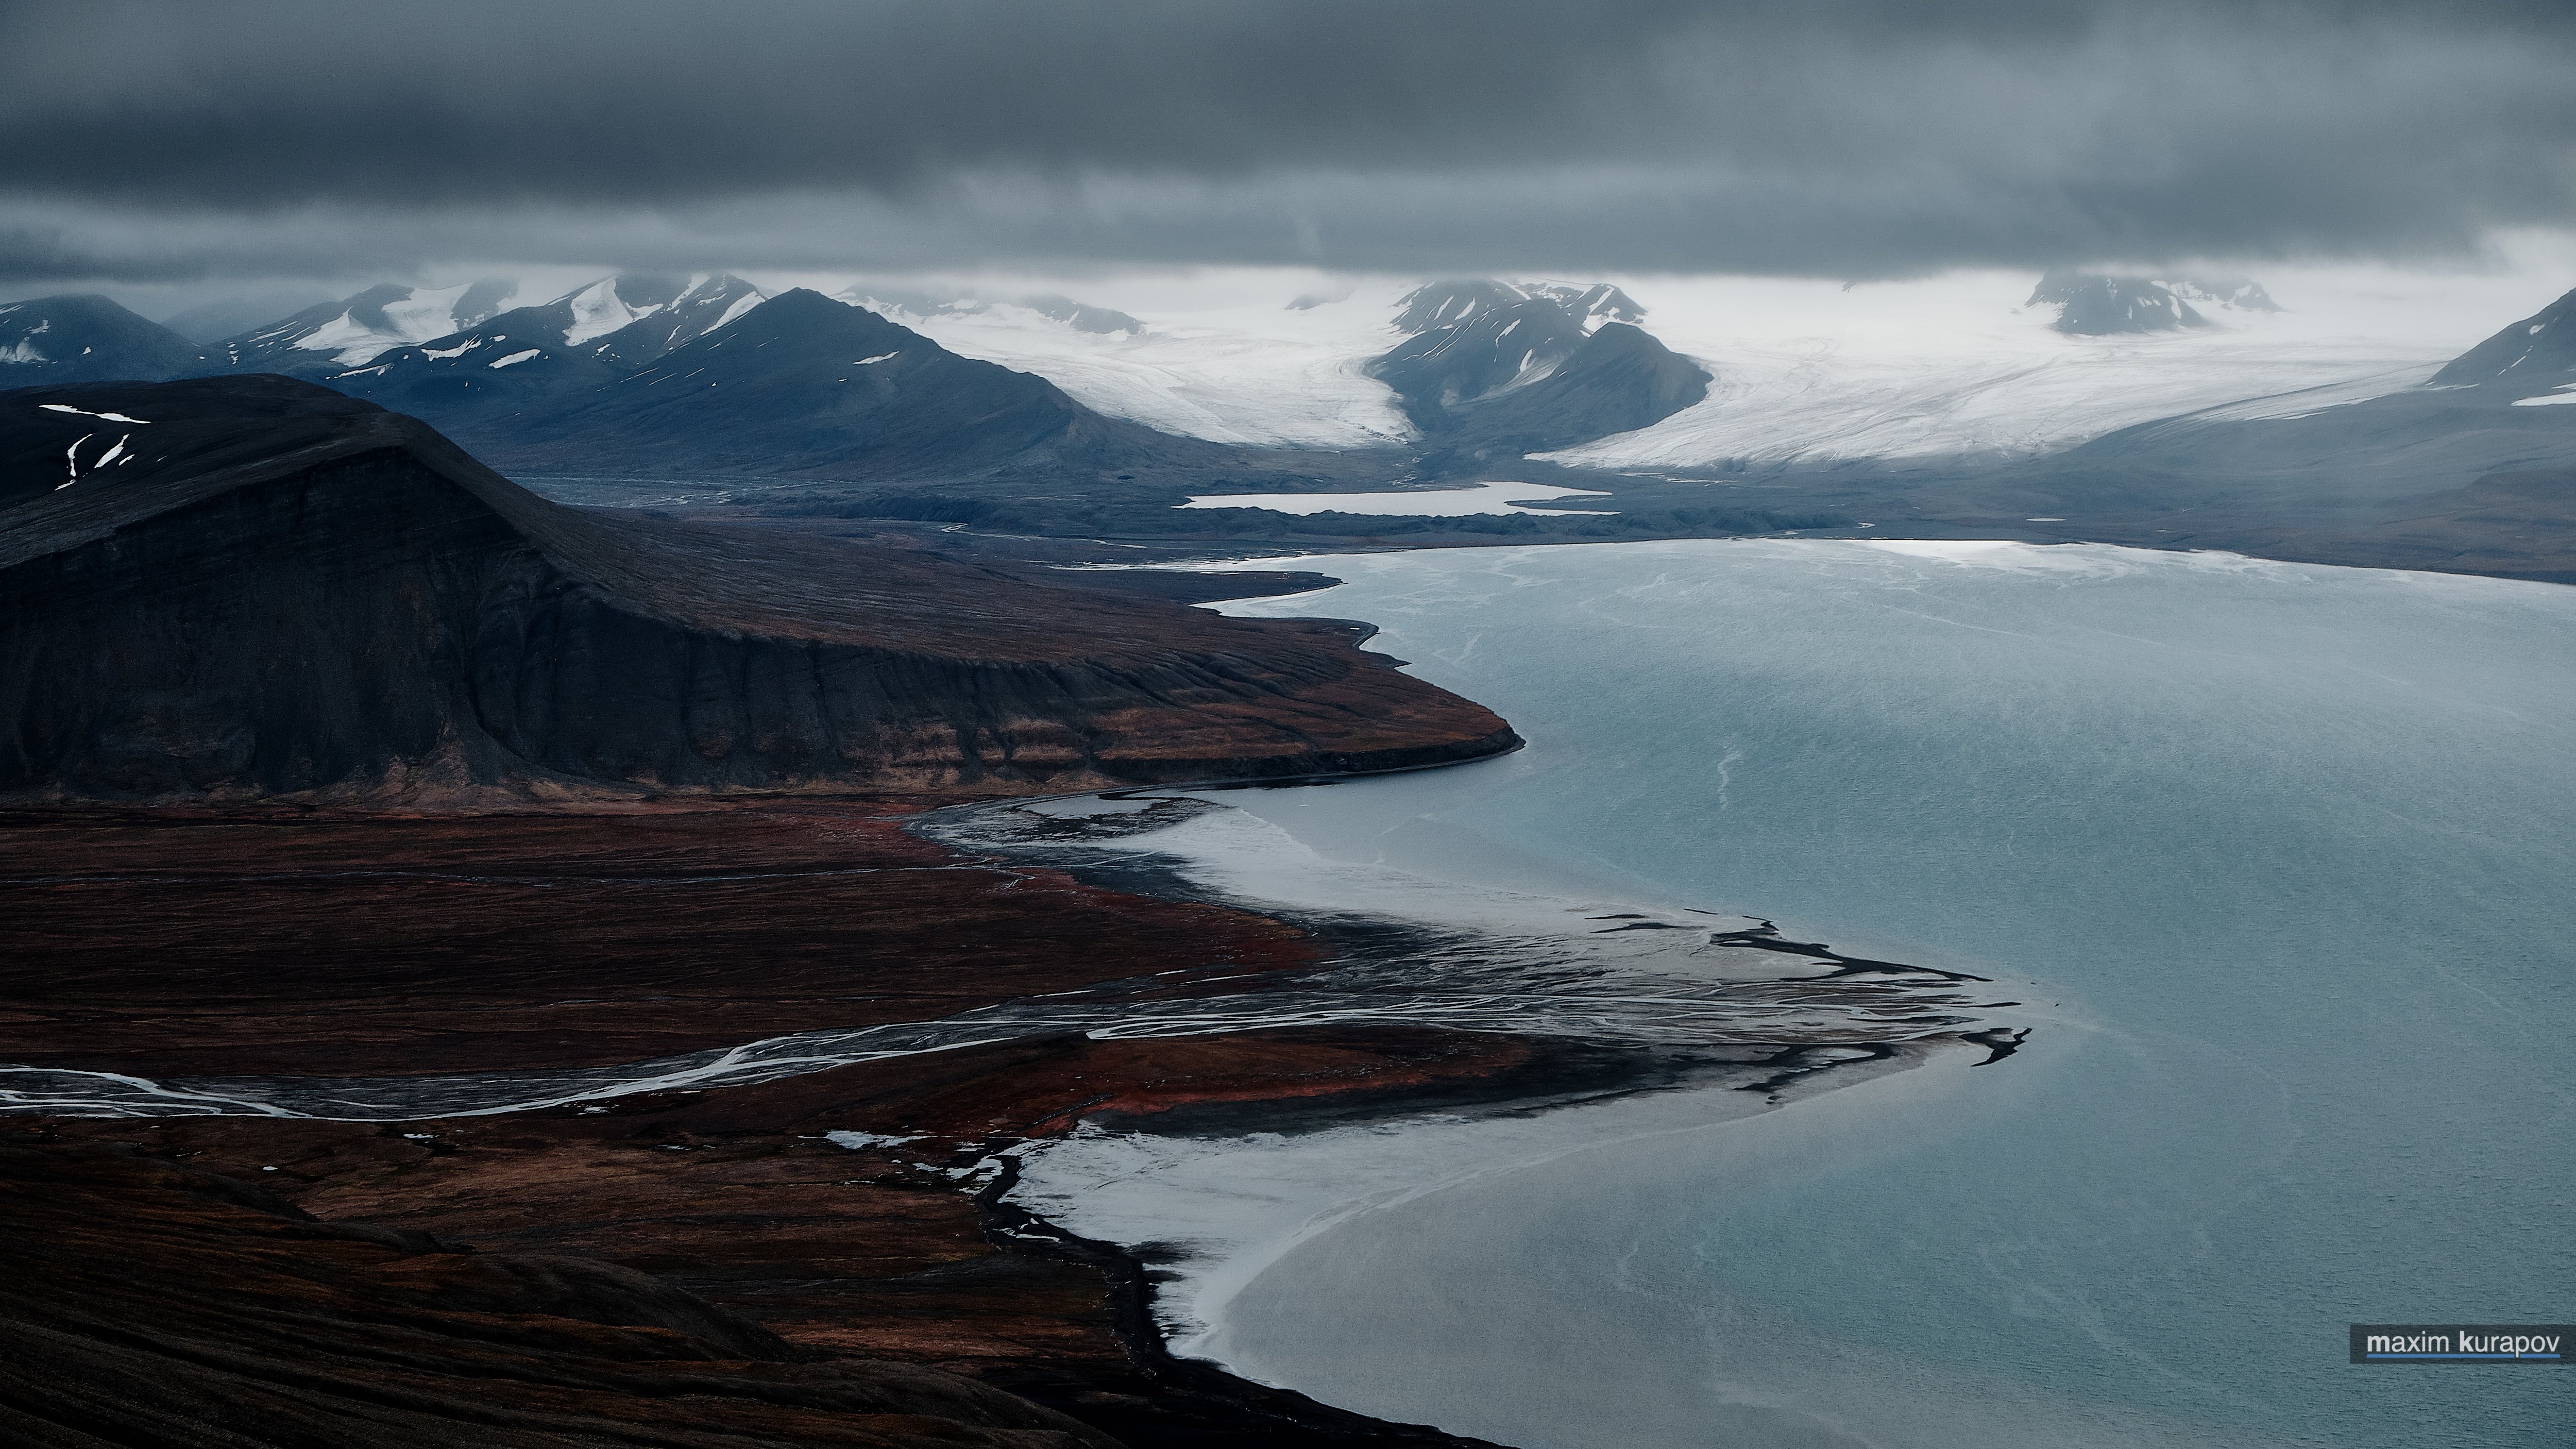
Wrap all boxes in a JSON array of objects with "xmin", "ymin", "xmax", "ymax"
[{"xmin": 1, "ymin": 377, "xmax": 1516, "ymax": 802}]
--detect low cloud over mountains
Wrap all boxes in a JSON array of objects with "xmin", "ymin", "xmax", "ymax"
[{"xmin": 3, "ymin": 0, "xmax": 2573, "ymax": 287}]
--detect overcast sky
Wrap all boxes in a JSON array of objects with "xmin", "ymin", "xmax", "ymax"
[{"xmin": 4, "ymin": 0, "xmax": 2572, "ymax": 304}]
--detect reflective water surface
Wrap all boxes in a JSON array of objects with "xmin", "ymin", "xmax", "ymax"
[{"xmin": 1109, "ymin": 541, "xmax": 2573, "ymax": 1449}]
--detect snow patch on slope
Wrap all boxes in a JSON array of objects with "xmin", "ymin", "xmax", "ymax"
[
  {"xmin": 563, "ymin": 277, "xmax": 662, "ymax": 345},
  {"xmin": 292, "ymin": 282, "xmax": 519, "ymax": 365},
  {"xmin": 713, "ymin": 288, "xmax": 764, "ymax": 330}
]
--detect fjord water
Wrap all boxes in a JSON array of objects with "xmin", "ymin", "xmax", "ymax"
[{"xmin": 1191, "ymin": 541, "xmax": 2573, "ymax": 1448}]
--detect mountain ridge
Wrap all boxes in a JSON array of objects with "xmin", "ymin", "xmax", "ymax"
[
  {"xmin": 338, "ymin": 287, "xmax": 1235, "ymax": 484},
  {"xmin": 0, "ymin": 294, "xmax": 213, "ymax": 383},
  {"xmin": 1, "ymin": 375, "xmax": 1517, "ymax": 802}
]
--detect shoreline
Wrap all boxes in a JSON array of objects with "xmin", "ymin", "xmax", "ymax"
[
  {"xmin": 0, "ymin": 561, "xmax": 2028, "ymax": 1447},
  {"xmin": 4, "ymin": 768, "xmax": 2021, "ymax": 1447},
  {"xmin": 900, "ymin": 781, "xmax": 2025, "ymax": 1406},
  {"xmin": 998, "ymin": 1039, "xmax": 1969, "ymax": 1389}
]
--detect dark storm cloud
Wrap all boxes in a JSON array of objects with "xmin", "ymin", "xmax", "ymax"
[{"xmin": 1, "ymin": 0, "xmax": 2571, "ymax": 281}]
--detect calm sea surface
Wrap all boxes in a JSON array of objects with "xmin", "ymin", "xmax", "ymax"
[{"xmin": 1173, "ymin": 540, "xmax": 2573, "ymax": 1448}]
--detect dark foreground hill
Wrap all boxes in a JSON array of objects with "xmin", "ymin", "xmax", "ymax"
[
  {"xmin": 0, "ymin": 376, "xmax": 1515, "ymax": 802},
  {"xmin": 0, "ymin": 1142, "xmax": 1119, "ymax": 1449}
]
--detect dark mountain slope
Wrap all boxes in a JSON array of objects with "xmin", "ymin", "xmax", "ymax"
[
  {"xmin": 1366, "ymin": 280, "xmax": 1708, "ymax": 465},
  {"xmin": 339, "ymin": 274, "xmax": 768, "ymax": 406},
  {"xmin": 2011, "ymin": 384, "xmax": 2571, "ymax": 525},
  {"xmin": 0, "ymin": 376, "xmax": 1514, "ymax": 801},
  {"xmin": 2026, "ymin": 271, "xmax": 2284, "ymax": 336},
  {"xmin": 332, "ymin": 301, "xmax": 630, "ymax": 418},
  {"xmin": 2431, "ymin": 283, "xmax": 2576, "ymax": 394},
  {"xmin": 406, "ymin": 289, "xmax": 1233, "ymax": 482},
  {"xmin": 2027, "ymin": 272, "xmax": 2209, "ymax": 334},
  {"xmin": 1370, "ymin": 282, "xmax": 1595, "ymax": 430},
  {"xmin": 1427, "ymin": 322, "xmax": 1712, "ymax": 459},
  {"xmin": 1925, "ymin": 294, "xmax": 2576, "ymax": 579},
  {"xmin": 215, "ymin": 280, "xmax": 518, "ymax": 377},
  {"xmin": 585, "ymin": 273, "xmax": 767, "ymax": 365},
  {"xmin": 0, "ymin": 294, "xmax": 213, "ymax": 383}
]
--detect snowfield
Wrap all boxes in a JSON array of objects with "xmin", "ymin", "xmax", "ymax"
[
  {"xmin": 294, "ymin": 282, "xmax": 498, "ymax": 365},
  {"xmin": 760, "ymin": 254, "xmax": 2572, "ymax": 463},
  {"xmin": 1537, "ymin": 268, "xmax": 2550, "ymax": 466},
  {"xmin": 815, "ymin": 273, "xmax": 1420, "ymax": 448}
]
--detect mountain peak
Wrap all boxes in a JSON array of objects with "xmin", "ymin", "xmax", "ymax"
[
  {"xmin": 2028, "ymin": 271, "xmax": 2281, "ymax": 336},
  {"xmin": 2029, "ymin": 271, "xmax": 2210, "ymax": 335},
  {"xmin": 550, "ymin": 273, "xmax": 759, "ymax": 346},
  {"xmin": 1370, "ymin": 282, "xmax": 1704, "ymax": 455},
  {"xmin": 213, "ymin": 280, "xmax": 520, "ymax": 375},
  {"xmin": 0, "ymin": 294, "xmax": 213, "ymax": 383},
  {"xmin": 1393, "ymin": 279, "xmax": 1645, "ymax": 338},
  {"xmin": 2429, "ymin": 284, "xmax": 2576, "ymax": 393}
]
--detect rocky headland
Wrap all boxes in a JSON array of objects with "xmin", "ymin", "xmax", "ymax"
[{"xmin": 2, "ymin": 377, "xmax": 1514, "ymax": 803}]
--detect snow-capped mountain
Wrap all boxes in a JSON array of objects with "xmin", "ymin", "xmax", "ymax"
[
  {"xmin": 336, "ymin": 289, "xmax": 1224, "ymax": 484},
  {"xmin": 1367, "ymin": 280, "xmax": 1704, "ymax": 456},
  {"xmin": 817, "ymin": 275, "xmax": 1691, "ymax": 459},
  {"xmin": 214, "ymin": 281, "xmax": 519, "ymax": 377},
  {"xmin": 1367, "ymin": 280, "xmax": 1675, "ymax": 431},
  {"xmin": 552, "ymin": 274, "xmax": 767, "ymax": 357},
  {"xmin": 2026, "ymin": 271, "xmax": 2285, "ymax": 335},
  {"xmin": 822, "ymin": 265, "xmax": 2517, "ymax": 471},
  {"xmin": 2430, "ymin": 284, "xmax": 2576, "ymax": 397},
  {"xmin": 1370, "ymin": 281, "xmax": 1597, "ymax": 425},
  {"xmin": 1391, "ymin": 279, "xmax": 1643, "ymax": 335},
  {"xmin": 336, "ymin": 274, "xmax": 769, "ymax": 407},
  {"xmin": 330, "ymin": 308, "xmax": 621, "ymax": 414},
  {"xmin": 216, "ymin": 260, "xmax": 2551, "ymax": 486},
  {"xmin": 528, "ymin": 289, "xmax": 1192, "ymax": 478},
  {"xmin": 243, "ymin": 274, "xmax": 765, "ymax": 387},
  {"xmin": 0, "ymin": 295, "xmax": 212, "ymax": 384}
]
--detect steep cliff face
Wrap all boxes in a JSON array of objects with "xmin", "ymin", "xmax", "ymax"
[{"xmin": 1, "ymin": 377, "xmax": 1516, "ymax": 802}]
